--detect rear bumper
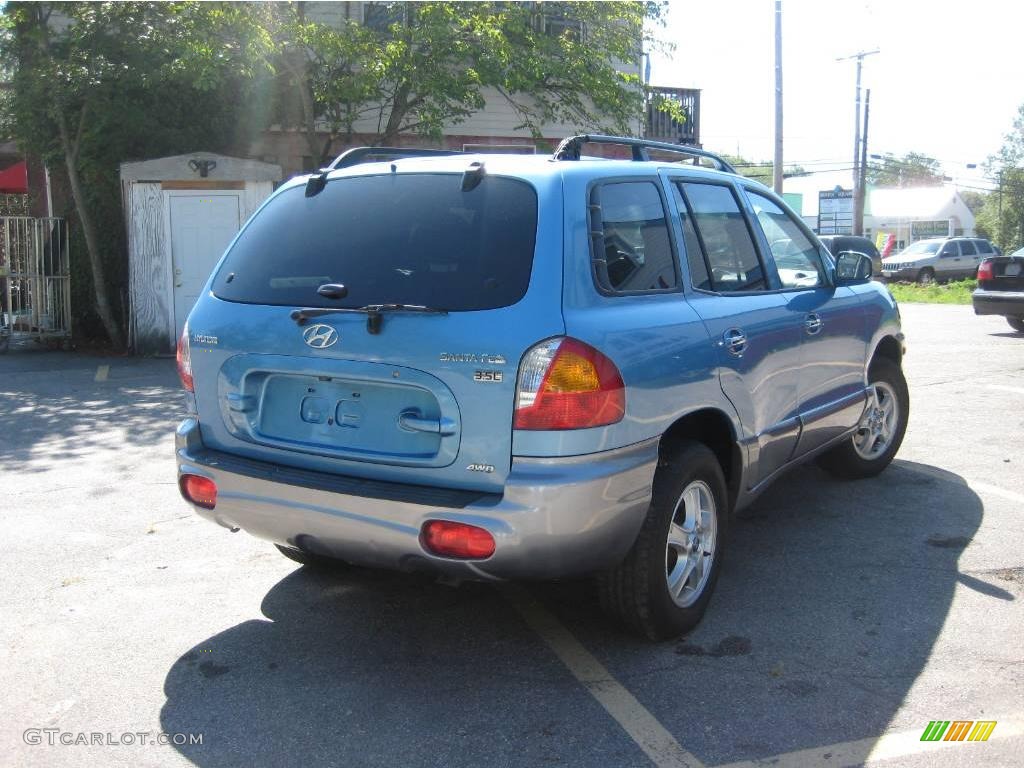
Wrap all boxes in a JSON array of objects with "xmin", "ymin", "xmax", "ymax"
[
  {"xmin": 973, "ymin": 289, "xmax": 1024, "ymax": 317},
  {"xmin": 175, "ymin": 419, "xmax": 657, "ymax": 580}
]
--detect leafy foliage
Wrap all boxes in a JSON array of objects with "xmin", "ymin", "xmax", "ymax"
[
  {"xmin": 977, "ymin": 103, "xmax": 1024, "ymax": 252},
  {"xmin": 268, "ymin": 1, "xmax": 671, "ymax": 164},
  {"xmin": 1, "ymin": 1, "xmax": 673, "ymax": 343},
  {"xmin": 722, "ymin": 155, "xmax": 807, "ymax": 185},
  {"xmin": 867, "ymin": 152, "xmax": 944, "ymax": 188},
  {"xmin": 0, "ymin": 2, "xmax": 272, "ymax": 344}
]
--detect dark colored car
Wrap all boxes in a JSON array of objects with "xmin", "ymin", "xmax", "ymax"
[
  {"xmin": 973, "ymin": 247, "xmax": 1024, "ymax": 332},
  {"xmin": 819, "ymin": 235, "xmax": 883, "ymax": 277}
]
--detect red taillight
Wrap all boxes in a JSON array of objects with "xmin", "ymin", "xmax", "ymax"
[
  {"xmin": 978, "ymin": 259, "xmax": 995, "ymax": 281},
  {"xmin": 513, "ymin": 337, "xmax": 625, "ymax": 430},
  {"xmin": 176, "ymin": 326, "xmax": 194, "ymax": 392},
  {"xmin": 420, "ymin": 520, "xmax": 495, "ymax": 559},
  {"xmin": 180, "ymin": 474, "xmax": 217, "ymax": 509}
]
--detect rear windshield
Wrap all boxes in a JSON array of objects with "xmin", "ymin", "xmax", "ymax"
[{"xmin": 212, "ymin": 173, "xmax": 538, "ymax": 310}]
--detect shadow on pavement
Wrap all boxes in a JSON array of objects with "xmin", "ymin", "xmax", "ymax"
[
  {"xmin": 161, "ymin": 460, "xmax": 984, "ymax": 767},
  {"xmin": 0, "ymin": 352, "xmax": 179, "ymax": 471}
]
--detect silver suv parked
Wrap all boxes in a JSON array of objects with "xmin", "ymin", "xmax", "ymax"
[{"xmin": 881, "ymin": 237, "xmax": 999, "ymax": 283}]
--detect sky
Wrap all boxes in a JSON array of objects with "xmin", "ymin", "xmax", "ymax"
[{"xmin": 648, "ymin": 0, "xmax": 1023, "ymax": 192}]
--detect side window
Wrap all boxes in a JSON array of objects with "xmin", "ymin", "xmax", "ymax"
[
  {"xmin": 975, "ymin": 240, "xmax": 992, "ymax": 255},
  {"xmin": 591, "ymin": 182, "xmax": 678, "ymax": 293},
  {"xmin": 940, "ymin": 241, "xmax": 960, "ymax": 258},
  {"xmin": 671, "ymin": 184, "xmax": 711, "ymax": 290},
  {"xmin": 959, "ymin": 240, "xmax": 977, "ymax": 256},
  {"xmin": 745, "ymin": 190, "xmax": 825, "ymax": 288},
  {"xmin": 677, "ymin": 182, "xmax": 767, "ymax": 292}
]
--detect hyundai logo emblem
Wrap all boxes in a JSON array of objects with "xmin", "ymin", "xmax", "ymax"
[{"xmin": 302, "ymin": 323, "xmax": 339, "ymax": 349}]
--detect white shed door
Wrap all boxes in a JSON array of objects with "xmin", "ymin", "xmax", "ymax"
[{"xmin": 168, "ymin": 192, "xmax": 241, "ymax": 338}]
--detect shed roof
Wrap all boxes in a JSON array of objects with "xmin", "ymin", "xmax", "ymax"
[{"xmin": 120, "ymin": 152, "xmax": 282, "ymax": 182}]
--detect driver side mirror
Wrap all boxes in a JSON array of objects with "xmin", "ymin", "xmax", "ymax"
[{"xmin": 834, "ymin": 251, "xmax": 873, "ymax": 285}]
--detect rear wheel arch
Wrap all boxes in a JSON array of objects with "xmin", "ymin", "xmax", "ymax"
[{"xmin": 658, "ymin": 408, "xmax": 742, "ymax": 512}]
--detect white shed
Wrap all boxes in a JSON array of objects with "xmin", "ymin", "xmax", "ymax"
[{"xmin": 120, "ymin": 152, "xmax": 282, "ymax": 354}]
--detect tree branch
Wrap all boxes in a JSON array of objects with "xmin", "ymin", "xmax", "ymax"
[{"xmin": 71, "ymin": 98, "xmax": 89, "ymax": 164}]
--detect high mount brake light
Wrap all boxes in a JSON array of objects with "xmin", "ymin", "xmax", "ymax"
[
  {"xmin": 514, "ymin": 337, "xmax": 625, "ymax": 430},
  {"xmin": 176, "ymin": 326, "xmax": 194, "ymax": 392}
]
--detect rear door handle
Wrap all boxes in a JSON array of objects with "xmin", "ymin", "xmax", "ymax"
[
  {"xmin": 722, "ymin": 328, "xmax": 747, "ymax": 357},
  {"xmin": 805, "ymin": 313, "xmax": 823, "ymax": 335},
  {"xmin": 398, "ymin": 410, "xmax": 457, "ymax": 436}
]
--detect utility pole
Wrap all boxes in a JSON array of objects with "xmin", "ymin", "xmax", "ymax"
[
  {"xmin": 837, "ymin": 49, "xmax": 879, "ymax": 234},
  {"xmin": 998, "ymin": 169, "xmax": 1004, "ymax": 250},
  {"xmin": 773, "ymin": 0, "xmax": 783, "ymax": 193},
  {"xmin": 857, "ymin": 89, "xmax": 870, "ymax": 235}
]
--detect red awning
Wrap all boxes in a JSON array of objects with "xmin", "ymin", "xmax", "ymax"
[{"xmin": 0, "ymin": 160, "xmax": 28, "ymax": 194}]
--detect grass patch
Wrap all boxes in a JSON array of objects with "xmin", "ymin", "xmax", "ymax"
[{"xmin": 886, "ymin": 278, "xmax": 976, "ymax": 305}]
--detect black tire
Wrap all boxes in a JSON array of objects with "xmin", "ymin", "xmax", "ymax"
[
  {"xmin": 274, "ymin": 543, "xmax": 346, "ymax": 570},
  {"xmin": 818, "ymin": 357, "xmax": 909, "ymax": 479},
  {"xmin": 598, "ymin": 441, "xmax": 729, "ymax": 640},
  {"xmin": 916, "ymin": 267, "xmax": 935, "ymax": 285},
  {"xmin": 1007, "ymin": 316, "xmax": 1024, "ymax": 333}
]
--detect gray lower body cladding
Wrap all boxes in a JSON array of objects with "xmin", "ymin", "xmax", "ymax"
[{"xmin": 176, "ymin": 419, "xmax": 658, "ymax": 580}]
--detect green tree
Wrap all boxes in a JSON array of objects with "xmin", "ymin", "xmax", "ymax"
[
  {"xmin": 866, "ymin": 152, "xmax": 944, "ymax": 188},
  {"xmin": 723, "ymin": 155, "xmax": 807, "ymax": 185},
  {"xmin": 960, "ymin": 189, "xmax": 988, "ymax": 217},
  {"xmin": 977, "ymin": 103, "xmax": 1024, "ymax": 252},
  {"xmin": 0, "ymin": 2, "xmax": 271, "ymax": 346},
  {"xmin": 269, "ymin": 1, "xmax": 674, "ymax": 166},
  {"xmin": 959, "ymin": 189, "xmax": 991, "ymax": 239}
]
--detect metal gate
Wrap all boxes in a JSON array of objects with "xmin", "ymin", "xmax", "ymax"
[{"xmin": 0, "ymin": 216, "xmax": 71, "ymax": 352}]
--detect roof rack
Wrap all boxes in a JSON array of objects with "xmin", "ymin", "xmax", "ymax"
[
  {"xmin": 552, "ymin": 134, "xmax": 737, "ymax": 174},
  {"xmin": 327, "ymin": 146, "xmax": 464, "ymax": 170}
]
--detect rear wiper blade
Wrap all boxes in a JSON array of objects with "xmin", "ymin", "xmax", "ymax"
[{"xmin": 290, "ymin": 304, "xmax": 447, "ymax": 335}]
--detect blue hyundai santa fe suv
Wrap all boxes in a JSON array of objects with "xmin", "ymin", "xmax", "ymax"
[{"xmin": 176, "ymin": 135, "xmax": 908, "ymax": 639}]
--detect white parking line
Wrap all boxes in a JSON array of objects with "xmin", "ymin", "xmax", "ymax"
[
  {"xmin": 505, "ymin": 587, "xmax": 705, "ymax": 768},
  {"xmin": 716, "ymin": 716, "xmax": 1023, "ymax": 768},
  {"xmin": 94, "ymin": 364, "xmax": 109, "ymax": 382},
  {"xmin": 895, "ymin": 461, "xmax": 1024, "ymax": 505},
  {"xmin": 509, "ymin": 584, "xmax": 1023, "ymax": 768}
]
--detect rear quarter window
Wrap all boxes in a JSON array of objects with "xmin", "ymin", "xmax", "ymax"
[
  {"xmin": 589, "ymin": 181, "xmax": 678, "ymax": 293},
  {"xmin": 212, "ymin": 173, "xmax": 538, "ymax": 311}
]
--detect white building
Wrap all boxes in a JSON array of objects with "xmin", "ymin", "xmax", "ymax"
[
  {"xmin": 867, "ymin": 187, "xmax": 976, "ymax": 251},
  {"xmin": 783, "ymin": 172, "xmax": 975, "ymax": 250}
]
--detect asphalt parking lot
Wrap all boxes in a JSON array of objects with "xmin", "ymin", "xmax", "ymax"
[{"xmin": 2, "ymin": 303, "xmax": 1022, "ymax": 768}]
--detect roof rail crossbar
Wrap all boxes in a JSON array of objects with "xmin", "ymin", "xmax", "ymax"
[
  {"xmin": 327, "ymin": 146, "xmax": 464, "ymax": 170},
  {"xmin": 552, "ymin": 134, "xmax": 737, "ymax": 174}
]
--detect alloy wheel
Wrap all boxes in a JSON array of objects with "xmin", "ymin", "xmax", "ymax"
[
  {"xmin": 665, "ymin": 480, "xmax": 718, "ymax": 608},
  {"xmin": 853, "ymin": 381, "xmax": 899, "ymax": 460}
]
